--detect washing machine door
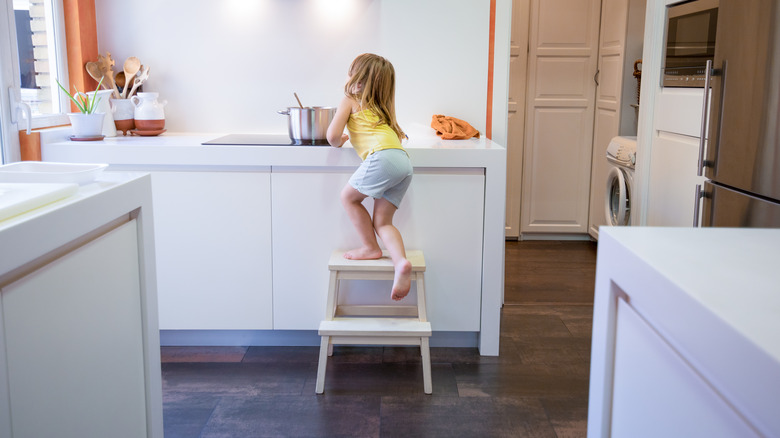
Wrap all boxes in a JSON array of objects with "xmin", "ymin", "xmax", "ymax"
[{"xmin": 605, "ymin": 167, "xmax": 630, "ymax": 226}]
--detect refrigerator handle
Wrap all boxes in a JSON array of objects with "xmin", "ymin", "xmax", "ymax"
[
  {"xmin": 693, "ymin": 184, "xmax": 703, "ymax": 227},
  {"xmin": 697, "ymin": 60, "xmax": 713, "ymax": 177}
]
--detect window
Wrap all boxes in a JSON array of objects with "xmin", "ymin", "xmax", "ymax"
[
  {"xmin": 12, "ymin": 0, "xmax": 68, "ymax": 125},
  {"xmin": 1, "ymin": 0, "xmax": 71, "ymax": 163}
]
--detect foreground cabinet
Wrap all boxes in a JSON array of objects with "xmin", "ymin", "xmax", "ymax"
[
  {"xmin": 589, "ymin": 227, "xmax": 779, "ymax": 437},
  {"xmin": 0, "ymin": 173, "xmax": 162, "ymax": 438},
  {"xmin": 2, "ymin": 222, "xmax": 148, "ymax": 438},
  {"xmin": 609, "ymin": 299, "xmax": 757, "ymax": 437}
]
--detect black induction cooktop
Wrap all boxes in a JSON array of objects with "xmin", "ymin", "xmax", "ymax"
[{"xmin": 202, "ymin": 134, "xmax": 330, "ymax": 146}]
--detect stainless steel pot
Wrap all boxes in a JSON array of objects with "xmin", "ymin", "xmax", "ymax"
[{"xmin": 277, "ymin": 106, "xmax": 336, "ymax": 142}]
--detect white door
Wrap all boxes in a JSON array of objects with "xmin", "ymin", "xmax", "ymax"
[
  {"xmin": 505, "ymin": 0, "xmax": 530, "ymax": 239},
  {"xmin": 587, "ymin": 0, "xmax": 630, "ymax": 238},
  {"xmin": 521, "ymin": 0, "xmax": 601, "ymax": 234}
]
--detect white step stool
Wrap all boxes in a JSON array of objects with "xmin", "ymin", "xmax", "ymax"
[{"xmin": 315, "ymin": 250, "xmax": 432, "ymax": 394}]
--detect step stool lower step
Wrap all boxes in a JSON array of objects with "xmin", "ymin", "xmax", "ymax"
[{"xmin": 318, "ymin": 318, "xmax": 431, "ymax": 337}]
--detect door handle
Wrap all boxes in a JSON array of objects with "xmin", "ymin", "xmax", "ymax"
[
  {"xmin": 693, "ymin": 184, "xmax": 703, "ymax": 227},
  {"xmin": 697, "ymin": 60, "xmax": 713, "ymax": 176},
  {"xmin": 593, "ymin": 69, "xmax": 600, "ymax": 86}
]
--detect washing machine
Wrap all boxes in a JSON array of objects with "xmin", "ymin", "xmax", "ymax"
[{"xmin": 605, "ymin": 136, "xmax": 637, "ymax": 226}]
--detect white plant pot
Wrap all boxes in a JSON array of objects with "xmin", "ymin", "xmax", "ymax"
[{"xmin": 68, "ymin": 112, "xmax": 105, "ymax": 137}]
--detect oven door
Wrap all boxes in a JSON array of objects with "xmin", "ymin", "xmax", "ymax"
[{"xmin": 663, "ymin": 0, "xmax": 719, "ymax": 87}]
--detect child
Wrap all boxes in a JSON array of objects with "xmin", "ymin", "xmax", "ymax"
[{"xmin": 326, "ymin": 53, "xmax": 414, "ymax": 301}]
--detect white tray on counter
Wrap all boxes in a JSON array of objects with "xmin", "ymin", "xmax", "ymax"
[
  {"xmin": 0, "ymin": 162, "xmax": 108, "ymax": 185},
  {"xmin": 0, "ymin": 182, "xmax": 79, "ymax": 222}
]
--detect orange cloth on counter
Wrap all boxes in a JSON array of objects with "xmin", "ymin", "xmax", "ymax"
[{"xmin": 431, "ymin": 115, "xmax": 480, "ymax": 140}]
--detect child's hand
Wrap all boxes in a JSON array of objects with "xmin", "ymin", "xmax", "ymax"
[{"xmin": 338, "ymin": 133, "xmax": 349, "ymax": 147}]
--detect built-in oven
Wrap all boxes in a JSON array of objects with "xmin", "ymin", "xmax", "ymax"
[{"xmin": 662, "ymin": 0, "xmax": 719, "ymax": 87}]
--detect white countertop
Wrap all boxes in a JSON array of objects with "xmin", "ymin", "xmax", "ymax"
[
  {"xmin": 0, "ymin": 172, "xmax": 153, "ymax": 279},
  {"xmin": 42, "ymin": 124, "xmax": 505, "ymax": 169},
  {"xmin": 594, "ymin": 226, "xmax": 780, "ymax": 436}
]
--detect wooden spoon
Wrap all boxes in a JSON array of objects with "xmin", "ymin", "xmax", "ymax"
[
  {"xmin": 126, "ymin": 65, "xmax": 150, "ymax": 98},
  {"xmin": 115, "ymin": 71, "xmax": 126, "ymax": 90},
  {"xmin": 85, "ymin": 61, "xmax": 109, "ymax": 90},
  {"xmin": 294, "ymin": 92, "xmax": 304, "ymax": 108},
  {"xmin": 121, "ymin": 57, "xmax": 141, "ymax": 99}
]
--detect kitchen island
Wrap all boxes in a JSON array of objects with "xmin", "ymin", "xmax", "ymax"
[
  {"xmin": 42, "ymin": 125, "xmax": 506, "ymax": 355},
  {"xmin": 0, "ymin": 172, "xmax": 162, "ymax": 437}
]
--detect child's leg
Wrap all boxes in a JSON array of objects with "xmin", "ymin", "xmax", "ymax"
[
  {"xmin": 372, "ymin": 198, "xmax": 412, "ymax": 301},
  {"xmin": 341, "ymin": 184, "xmax": 382, "ymax": 260}
]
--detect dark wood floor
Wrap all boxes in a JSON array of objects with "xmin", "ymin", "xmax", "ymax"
[{"xmin": 161, "ymin": 240, "xmax": 598, "ymax": 437}]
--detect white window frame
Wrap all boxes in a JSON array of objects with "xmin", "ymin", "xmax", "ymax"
[
  {"xmin": 23, "ymin": 0, "xmax": 71, "ymax": 128},
  {"xmin": 1, "ymin": 0, "xmax": 69, "ymax": 163}
]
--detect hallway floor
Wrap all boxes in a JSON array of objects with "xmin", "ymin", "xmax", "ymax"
[{"xmin": 161, "ymin": 240, "xmax": 598, "ymax": 437}]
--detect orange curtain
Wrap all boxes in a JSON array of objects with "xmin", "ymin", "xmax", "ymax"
[{"xmin": 63, "ymin": 0, "xmax": 98, "ymax": 110}]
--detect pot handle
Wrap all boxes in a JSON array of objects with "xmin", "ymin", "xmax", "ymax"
[{"xmin": 277, "ymin": 109, "xmax": 289, "ymax": 115}]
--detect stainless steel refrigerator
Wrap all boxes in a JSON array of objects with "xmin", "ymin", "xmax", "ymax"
[{"xmin": 699, "ymin": 0, "xmax": 780, "ymax": 227}]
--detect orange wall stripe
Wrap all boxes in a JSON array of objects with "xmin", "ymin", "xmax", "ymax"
[
  {"xmin": 486, "ymin": 0, "xmax": 496, "ymax": 140},
  {"xmin": 19, "ymin": 130, "xmax": 41, "ymax": 161},
  {"xmin": 18, "ymin": 125, "xmax": 70, "ymax": 161},
  {"xmin": 63, "ymin": 0, "xmax": 98, "ymax": 112}
]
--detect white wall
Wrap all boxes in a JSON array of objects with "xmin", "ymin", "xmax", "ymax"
[{"xmin": 95, "ymin": 0, "xmax": 508, "ymax": 139}]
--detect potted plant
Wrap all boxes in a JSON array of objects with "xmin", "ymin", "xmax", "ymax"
[{"xmin": 56, "ymin": 77, "xmax": 106, "ymax": 138}]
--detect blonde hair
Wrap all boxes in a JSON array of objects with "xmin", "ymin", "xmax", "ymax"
[{"xmin": 345, "ymin": 53, "xmax": 405, "ymax": 140}]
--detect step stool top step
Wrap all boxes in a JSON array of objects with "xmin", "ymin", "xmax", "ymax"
[
  {"xmin": 319, "ymin": 317, "xmax": 432, "ymax": 336},
  {"xmin": 329, "ymin": 250, "xmax": 426, "ymax": 272}
]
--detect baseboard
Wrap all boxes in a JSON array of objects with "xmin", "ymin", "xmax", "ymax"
[
  {"xmin": 160, "ymin": 330, "xmax": 479, "ymax": 349},
  {"xmin": 519, "ymin": 233, "xmax": 594, "ymax": 241}
]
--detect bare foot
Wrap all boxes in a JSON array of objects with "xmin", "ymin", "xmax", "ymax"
[
  {"xmin": 343, "ymin": 247, "xmax": 383, "ymax": 260},
  {"xmin": 391, "ymin": 259, "xmax": 412, "ymax": 301}
]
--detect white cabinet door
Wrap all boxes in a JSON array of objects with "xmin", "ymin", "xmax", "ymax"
[
  {"xmin": 521, "ymin": 0, "xmax": 601, "ymax": 234},
  {"xmin": 646, "ymin": 131, "xmax": 706, "ymax": 226},
  {"xmin": 1, "ymin": 221, "xmax": 148, "ymax": 438},
  {"xmin": 271, "ymin": 168, "xmax": 485, "ymax": 331},
  {"xmin": 152, "ymin": 170, "xmax": 273, "ymax": 330},
  {"xmin": 611, "ymin": 299, "xmax": 757, "ymax": 437}
]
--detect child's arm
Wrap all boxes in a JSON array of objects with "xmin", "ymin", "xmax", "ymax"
[{"xmin": 327, "ymin": 96, "xmax": 352, "ymax": 147}]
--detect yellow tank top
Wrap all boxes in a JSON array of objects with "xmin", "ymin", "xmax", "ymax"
[{"xmin": 347, "ymin": 109, "xmax": 404, "ymax": 160}]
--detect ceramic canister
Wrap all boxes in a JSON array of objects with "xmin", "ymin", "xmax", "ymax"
[
  {"xmin": 131, "ymin": 92, "xmax": 167, "ymax": 130},
  {"xmin": 110, "ymin": 98, "xmax": 135, "ymax": 135}
]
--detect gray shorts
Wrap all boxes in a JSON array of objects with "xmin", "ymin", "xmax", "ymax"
[{"xmin": 349, "ymin": 148, "xmax": 413, "ymax": 208}]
